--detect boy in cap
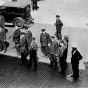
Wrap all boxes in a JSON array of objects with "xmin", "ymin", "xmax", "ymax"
[
  {"xmin": 54, "ymin": 15, "xmax": 63, "ymax": 40},
  {"xmin": 71, "ymin": 45, "xmax": 83, "ymax": 80},
  {"xmin": 40, "ymin": 29, "xmax": 50, "ymax": 56},
  {"xmin": 48, "ymin": 36, "xmax": 58, "ymax": 68},
  {"xmin": 28, "ymin": 37, "xmax": 38, "ymax": 71}
]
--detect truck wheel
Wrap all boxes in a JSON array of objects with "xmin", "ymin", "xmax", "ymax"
[{"xmin": 14, "ymin": 19, "xmax": 24, "ymax": 29}]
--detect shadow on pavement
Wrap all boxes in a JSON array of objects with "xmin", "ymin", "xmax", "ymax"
[{"xmin": 0, "ymin": 54, "xmax": 87, "ymax": 88}]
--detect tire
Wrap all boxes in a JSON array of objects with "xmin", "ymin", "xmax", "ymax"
[
  {"xmin": 14, "ymin": 19, "xmax": 24, "ymax": 29},
  {"xmin": 0, "ymin": 15, "xmax": 5, "ymax": 26}
]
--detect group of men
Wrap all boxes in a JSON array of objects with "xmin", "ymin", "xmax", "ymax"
[
  {"xmin": 11, "ymin": 25, "xmax": 38, "ymax": 71},
  {"xmin": 0, "ymin": 14, "xmax": 83, "ymax": 80},
  {"xmin": 40, "ymin": 15, "xmax": 83, "ymax": 81}
]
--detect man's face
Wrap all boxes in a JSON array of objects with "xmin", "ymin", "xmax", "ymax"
[{"xmin": 56, "ymin": 17, "xmax": 59, "ymax": 20}]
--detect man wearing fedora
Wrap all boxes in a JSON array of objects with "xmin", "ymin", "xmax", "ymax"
[
  {"xmin": 71, "ymin": 45, "xmax": 83, "ymax": 80},
  {"xmin": 54, "ymin": 15, "xmax": 63, "ymax": 40},
  {"xmin": 40, "ymin": 29, "xmax": 50, "ymax": 56}
]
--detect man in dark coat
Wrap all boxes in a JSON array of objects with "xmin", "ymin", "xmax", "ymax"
[
  {"xmin": 0, "ymin": 25, "xmax": 7, "ymax": 53},
  {"xmin": 54, "ymin": 15, "xmax": 63, "ymax": 40},
  {"xmin": 59, "ymin": 40, "xmax": 67, "ymax": 76},
  {"xmin": 32, "ymin": 0, "xmax": 38, "ymax": 11},
  {"xmin": 13, "ymin": 26, "xmax": 21, "ymax": 54},
  {"xmin": 62, "ymin": 35, "xmax": 69, "ymax": 67},
  {"xmin": 28, "ymin": 37, "xmax": 38, "ymax": 71},
  {"xmin": 16, "ymin": 32, "xmax": 27, "ymax": 64},
  {"xmin": 24, "ymin": 26, "xmax": 32, "ymax": 55},
  {"xmin": 71, "ymin": 46, "xmax": 83, "ymax": 80},
  {"xmin": 48, "ymin": 36, "xmax": 58, "ymax": 68},
  {"xmin": 40, "ymin": 29, "xmax": 50, "ymax": 56}
]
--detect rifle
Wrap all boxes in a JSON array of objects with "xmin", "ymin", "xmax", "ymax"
[{"xmin": 8, "ymin": 34, "xmax": 14, "ymax": 39}]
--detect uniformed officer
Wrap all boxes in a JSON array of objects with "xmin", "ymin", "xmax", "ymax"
[
  {"xmin": 40, "ymin": 29, "xmax": 50, "ymax": 56},
  {"xmin": 0, "ymin": 25, "xmax": 7, "ymax": 53},
  {"xmin": 32, "ymin": 0, "xmax": 38, "ymax": 11},
  {"xmin": 48, "ymin": 36, "xmax": 58, "ymax": 68},
  {"xmin": 54, "ymin": 15, "xmax": 63, "ymax": 40},
  {"xmin": 28, "ymin": 37, "xmax": 38, "ymax": 71},
  {"xmin": 13, "ymin": 26, "xmax": 21, "ymax": 54},
  {"xmin": 24, "ymin": 26, "xmax": 32, "ymax": 56},
  {"xmin": 71, "ymin": 45, "xmax": 83, "ymax": 80},
  {"xmin": 16, "ymin": 32, "xmax": 27, "ymax": 64}
]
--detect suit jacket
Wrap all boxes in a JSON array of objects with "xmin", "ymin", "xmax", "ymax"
[
  {"xmin": 40, "ymin": 32, "xmax": 50, "ymax": 46},
  {"xmin": 0, "ymin": 27, "xmax": 6, "ymax": 41},
  {"xmin": 49, "ymin": 40, "xmax": 58, "ymax": 55},
  {"xmin": 25, "ymin": 30, "xmax": 32, "ymax": 50},
  {"xmin": 13, "ymin": 29, "xmax": 21, "ymax": 42},
  {"xmin": 55, "ymin": 19, "xmax": 63, "ymax": 31},
  {"xmin": 71, "ymin": 49, "xmax": 83, "ymax": 64},
  {"xmin": 18, "ymin": 36, "xmax": 27, "ymax": 53}
]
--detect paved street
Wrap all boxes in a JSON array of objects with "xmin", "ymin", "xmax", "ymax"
[
  {"xmin": 0, "ymin": 23, "xmax": 87, "ymax": 87},
  {"xmin": 0, "ymin": 53, "xmax": 87, "ymax": 88}
]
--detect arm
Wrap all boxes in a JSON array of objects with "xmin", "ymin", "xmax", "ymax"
[
  {"xmin": 18, "ymin": 37, "xmax": 26, "ymax": 47},
  {"xmin": 40, "ymin": 33, "xmax": 42, "ymax": 44},
  {"xmin": 3, "ymin": 28, "xmax": 6, "ymax": 41}
]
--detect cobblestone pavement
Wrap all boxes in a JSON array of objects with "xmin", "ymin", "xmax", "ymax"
[{"xmin": 0, "ymin": 54, "xmax": 88, "ymax": 88}]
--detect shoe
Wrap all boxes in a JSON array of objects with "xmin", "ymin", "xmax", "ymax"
[
  {"xmin": 4, "ymin": 50, "xmax": 7, "ymax": 53},
  {"xmin": 73, "ymin": 77, "xmax": 79, "ymax": 81},
  {"xmin": 33, "ymin": 68, "xmax": 37, "ymax": 71},
  {"xmin": 48, "ymin": 64, "xmax": 53, "ymax": 68}
]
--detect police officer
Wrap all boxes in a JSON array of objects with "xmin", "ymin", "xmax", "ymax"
[
  {"xmin": 40, "ymin": 29, "xmax": 50, "ymax": 56},
  {"xmin": 71, "ymin": 45, "xmax": 83, "ymax": 80},
  {"xmin": 54, "ymin": 15, "xmax": 63, "ymax": 40},
  {"xmin": 13, "ymin": 26, "xmax": 21, "ymax": 54},
  {"xmin": 24, "ymin": 26, "xmax": 32, "ymax": 56},
  {"xmin": 0, "ymin": 25, "xmax": 7, "ymax": 53},
  {"xmin": 48, "ymin": 36, "xmax": 58, "ymax": 68},
  {"xmin": 32, "ymin": 0, "xmax": 38, "ymax": 11},
  {"xmin": 16, "ymin": 32, "xmax": 27, "ymax": 64},
  {"xmin": 28, "ymin": 37, "xmax": 38, "ymax": 71}
]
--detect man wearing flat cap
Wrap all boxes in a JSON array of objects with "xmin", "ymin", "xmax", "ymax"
[
  {"xmin": 71, "ymin": 45, "xmax": 83, "ymax": 80},
  {"xmin": 16, "ymin": 32, "xmax": 27, "ymax": 64},
  {"xmin": 28, "ymin": 37, "xmax": 38, "ymax": 71},
  {"xmin": 54, "ymin": 15, "xmax": 63, "ymax": 40},
  {"xmin": 24, "ymin": 26, "xmax": 32, "ymax": 55},
  {"xmin": 40, "ymin": 29, "xmax": 50, "ymax": 56},
  {"xmin": 13, "ymin": 26, "xmax": 21, "ymax": 54},
  {"xmin": 48, "ymin": 36, "xmax": 58, "ymax": 68}
]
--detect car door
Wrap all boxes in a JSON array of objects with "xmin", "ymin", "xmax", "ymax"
[{"xmin": 9, "ymin": 7, "xmax": 21, "ymax": 22}]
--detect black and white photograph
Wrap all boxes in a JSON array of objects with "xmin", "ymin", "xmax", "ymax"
[{"xmin": 0, "ymin": 0, "xmax": 88, "ymax": 87}]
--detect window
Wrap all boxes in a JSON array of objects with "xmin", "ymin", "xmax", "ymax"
[
  {"xmin": 0, "ymin": 7, "xmax": 9, "ymax": 13},
  {"xmin": 9, "ymin": 7, "xmax": 20, "ymax": 14}
]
